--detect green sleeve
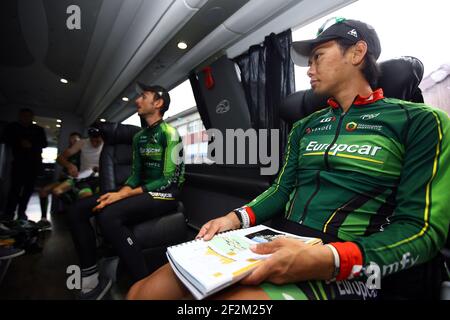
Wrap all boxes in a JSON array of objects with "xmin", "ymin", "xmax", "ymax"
[
  {"xmin": 124, "ymin": 134, "xmax": 142, "ymax": 188},
  {"xmin": 353, "ymin": 107, "xmax": 450, "ymax": 277},
  {"xmin": 245, "ymin": 120, "xmax": 303, "ymax": 223},
  {"xmin": 142, "ymin": 128, "xmax": 181, "ymax": 192}
]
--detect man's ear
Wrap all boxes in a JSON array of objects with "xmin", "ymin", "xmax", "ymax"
[
  {"xmin": 352, "ymin": 41, "xmax": 368, "ymax": 66},
  {"xmin": 154, "ymin": 97, "xmax": 164, "ymax": 111}
]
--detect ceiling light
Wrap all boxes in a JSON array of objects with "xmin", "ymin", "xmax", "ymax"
[
  {"xmin": 60, "ymin": 78, "xmax": 68, "ymax": 84},
  {"xmin": 177, "ymin": 41, "xmax": 188, "ymax": 50},
  {"xmin": 122, "ymin": 97, "xmax": 129, "ymax": 102},
  {"xmin": 56, "ymin": 119, "xmax": 62, "ymax": 123},
  {"xmin": 100, "ymin": 118, "xmax": 106, "ymax": 122},
  {"xmin": 32, "ymin": 121, "xmax": 37, "ymax": 124},
  {"xmin": 56, "ymin": 124, "xmax": 61, "ymax": 128}
]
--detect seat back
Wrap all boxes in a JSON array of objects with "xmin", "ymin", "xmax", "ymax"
[
  {"xmin": 98, "ymin": 122, "xmax": 141, "ymax": 193},
  {"xmin": 280, "ymin": 56, "xmax": 425, "ymax": 124}
]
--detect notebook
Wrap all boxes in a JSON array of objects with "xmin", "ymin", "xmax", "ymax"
[{"xmin": 166, "ymin": 224, "xmax": 322, "ymax": 300}]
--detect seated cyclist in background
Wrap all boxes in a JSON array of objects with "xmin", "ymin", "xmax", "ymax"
[
  {"xmin": 56, "ymin": 124, "xmax": 104, "ymax": 200},
  {"xmin": 67, "ymin": 84, "xmax": 185, "ymax": 300},
  {"xmin": 36, "ymin": 131, "xmax": 81, "ymax": 230},
  {"xmin": 127, "ymin": 18, "xmax": 450, "ymax": 300}
]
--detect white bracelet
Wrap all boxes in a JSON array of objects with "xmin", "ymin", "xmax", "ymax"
[
  {"xmin": 325, "ymin": 244, "xmax": 340, "ymax": 281},
  {"xmin": 234, "ymin": 207, "xmax": 250, "ymax": 228}
]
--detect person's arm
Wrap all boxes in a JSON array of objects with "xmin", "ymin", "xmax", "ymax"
[
  {"xmin": 141, "ymin": 127, "xmax": 183, "ymax": 192},
  {"xmin": 232, "ymin": 119, "xmax": 304, "ymax": 226},
  {"xmin": 57, "ymin": 140, "xmax": 83, "ymax": 176},
  {"xmin": 196, "ymin": 119, "xmax": 305, "ymax": 240},
  {"xmin": 37, "ymin": 126, "xmax": 48, "ymax": 149},
  {"xmin": 123, "ymin": 134, "xmax": 142, "ymax": 189},
  {"xmin": 332, "ymin": 106, "xmax": 450, "ymax": 281},
  {"xmin": 93, "ymin": 185, "xmax": 144, "ymax": 212}
]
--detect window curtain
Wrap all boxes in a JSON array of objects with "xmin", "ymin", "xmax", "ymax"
[{"xmin": 234, "ymin": 29, "xmax": 296, "ymax": 165}]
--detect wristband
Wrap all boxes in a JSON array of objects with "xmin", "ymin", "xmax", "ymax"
[
  {"xmin": 325, "ymin": 244, "xmax": 340, "ymax": 281},
  {"xmin": 233, "ymin": 207, "xmax": 250, "ymax": 228}
]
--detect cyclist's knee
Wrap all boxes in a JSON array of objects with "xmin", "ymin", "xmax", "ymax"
[
  {"xmin": 52, "ymin": 188, "xmax": 64, "ymax": 197},
  {"xmin": 126, "ymin": 280, "xmax": 144, "ymax": 300}
]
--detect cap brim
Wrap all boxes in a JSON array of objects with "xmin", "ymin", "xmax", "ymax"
[
  {"xmin": 135, "ymin": 82, "xmax": 145, "ymax": 94},
  {"xmin": 291, "ymin": 35, "xmax": 339, "ymax": 67}
]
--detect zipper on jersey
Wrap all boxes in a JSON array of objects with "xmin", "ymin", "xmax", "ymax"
[
  {"xmin": 299, "ymin": 170, "xmax": 321, "ymax": 224},
  {"xmin": 324, "ymin": 111, "xmax": 347, "ymax": 170}
]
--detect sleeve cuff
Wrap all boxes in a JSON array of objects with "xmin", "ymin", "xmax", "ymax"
[{"xmin": 329, "ymin": 242, "xmax": 364, "ymax": 281}]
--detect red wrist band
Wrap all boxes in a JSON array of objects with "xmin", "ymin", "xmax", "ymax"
[{"xmin": 329, "ymin": 242, "xmax": 363, "ymax": 281}]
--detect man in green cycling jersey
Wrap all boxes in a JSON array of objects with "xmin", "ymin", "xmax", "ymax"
[
  {"xmin": 68, "ymin": 84, "xmax": 184, "ymax": 300},
  {"xmin": 127, "ymin": 18, "xmax": 450, "ymax": 300}
]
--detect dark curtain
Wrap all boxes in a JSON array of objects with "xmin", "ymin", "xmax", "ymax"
[{"xmin": 234, "ymin": 29, "xmax": 295, "ymax": 166}]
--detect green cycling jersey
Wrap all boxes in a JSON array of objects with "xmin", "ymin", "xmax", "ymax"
[
  {"xmin": 125, "ymin": 120, "xmax": 185, "ymax": 195},
  {"xmin": 245, "ymin": 89, "xmax": 450, "ymax": 278}
]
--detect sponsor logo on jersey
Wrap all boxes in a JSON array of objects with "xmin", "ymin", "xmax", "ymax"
[
  {"xmin": 140, "ymin": 147, "xmax": 162, "ymax": 155},
  {"xmin": 320, "ymin": 116, "xmax": 336, "ymax": 123},
  {"xmin": 346, "ymin": 122, "xmax": 383, "ymax": 132},
  {"xmin": 148, "ymin": 192, "xmax": 174, "ymax": 199},
  {"xmin": 140, "ymin": 134, "xmax": 158, "ymax": 144},
  {"xmin": 305, "ymin": 141, "xmax": 383, "ymax": 157},
  {"xmin": 305, "ymin": 124, "xmax": 332, "ymax": 134},
  {"xmin": 145, "ymin": 162, "xmax": 161, "ymax": 168},
  {"xmin": 380, "ymin": 252, "xmax": 419, "ymax": 277},
  {"xmin": 361, "ymin": 113, "xmax": 380, "ymax": 120},
  {"xmin": 346, "ymin": 122, "xmax": 358, "ymax": 132}
]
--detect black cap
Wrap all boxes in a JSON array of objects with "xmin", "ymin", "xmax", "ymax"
[
  {"xmin": 291, "ymin": 18, "xmax": 381, "ymax": 67},
  {"xmin": 88, "ymin": 122, "xmax": 101, "ymax": 138},
  {"xmin": 136, "ymin": 83, "xmax": 171, "ymax": 112}
]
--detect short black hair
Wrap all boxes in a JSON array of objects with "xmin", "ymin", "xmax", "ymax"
[
  {"xmin": 136, "ymin": 83, "xmax": 170, "ymax": 116},
  {"xmin": 335, "ymin": 38, "xmax": 381, "ymax": 89},
  {"xmin": 70, "ymin": 131, "xmax": 82, "ymax": 138},
  {"xmin": 87, "ymin": 122, "xmax": 102, "ymax": 138}
]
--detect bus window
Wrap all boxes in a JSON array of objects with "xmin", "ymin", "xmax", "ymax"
[{"xmin": 292, "ymin": 0, "xmax": 450, "ymax": 114}]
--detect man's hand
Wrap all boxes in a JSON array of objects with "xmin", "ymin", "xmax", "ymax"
[
  {"xmin": 67, "ymin": 164, "xmax": 79, "ymax": 178},
  {"xmin": 195, "ymin": 211, "xmax": 241, "ymax": 240},
  {"xmin": 93, "ymin": 192, "xmax": 124, "ymax": 212},
  {"xmin": 240, "ymin": 237, "xmax": 334, "ymax": 285}
]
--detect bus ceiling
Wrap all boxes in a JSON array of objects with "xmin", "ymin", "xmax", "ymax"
[{"xmin": 0, "ymin": 0, "xmax": 354, "ymax": 126}]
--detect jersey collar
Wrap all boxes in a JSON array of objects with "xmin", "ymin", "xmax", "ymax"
[
  {"xmin": 147, "ymin": 118, "xmax": 164, "ymax": 129},
  {"xmin": 327, "ymin": 88, "xmax": 385, "ymax": 109}
]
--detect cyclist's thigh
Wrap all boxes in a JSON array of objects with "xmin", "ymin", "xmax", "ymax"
[{"xmin": 53, "ymin": 180, "xmax": 73, "ymax": 195}]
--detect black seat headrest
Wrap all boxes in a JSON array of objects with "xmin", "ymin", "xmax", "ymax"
[
  {"xmin": 280, "ymin": 56, "xmax": 424, "ymax": 123},
  {"xmin": 378, "ymin": 56, "xmax": 424, "ymax": 100},
  {"xmin": 98, "ymin": 122, "xmax": 141, "ymax": 145}
]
